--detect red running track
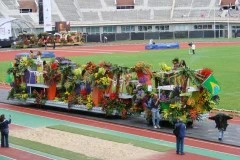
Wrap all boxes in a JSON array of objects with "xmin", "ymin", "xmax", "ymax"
[{"xmin": 0, "ymin": 147, "xmax": 50, "ymax": 160}]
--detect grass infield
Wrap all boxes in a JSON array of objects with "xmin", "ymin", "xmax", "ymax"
[{"xmin": 1, "ymin": 45, "xmax": 240, "ymax": 111}]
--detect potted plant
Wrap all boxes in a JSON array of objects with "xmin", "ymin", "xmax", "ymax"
[
  {"xmin": 90, "ymin": 66, "xmax": 111, "ymax": 106},
  {"xmin": 43, "ymin": 60, "xmax": 62, "ymax": 100},
  {"xmin": 132, "ymin": 61, "xmax": 152, "ymax": 85},
  {"xmin": 101, "ymin": 93, "xmax": 131, "ymax": 119}
]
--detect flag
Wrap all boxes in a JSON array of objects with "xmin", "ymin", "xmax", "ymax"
[{"xmin": 202, "ymin": 74, "xmax": 220, "ymax": 96}]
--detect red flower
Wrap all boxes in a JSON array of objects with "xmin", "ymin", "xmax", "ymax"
[
  {"xmin": 80, "ymin": 89, "xmax": 87, "ymax": 96},
  {"xmin": 200, "ymin": 68, "xmax": 212, "ymax": 78},
  {"xmin": 109, "ymin": 93, "xmax": 116, "ymax": 100},
  {"xmin": 51, "ymin": 63, "xmax": 58, "ymax": 69}
]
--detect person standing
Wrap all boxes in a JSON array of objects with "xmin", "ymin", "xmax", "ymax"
[
  {"xmin": 44, "ymin": 39, "xmax": 47, "ymax": 50},
  {"xmin": 191, "ymin": 42, "xmax": 196, "ymax": 54},
  {"xmin": 209, "ymin": 113, "xmax": 233, "ymax": 141},
  {"xmin": 104, "ymin": 36, "xmax": 108, "ymax": 43},
  {"xmin": 172, "ymin": 58, "xmax": 180, "ymax": 70},
  {"xmin": 150, "ymin": 94, "xmax": 161, "ymax": 129},
  {"xmin": 53, "ymin": 38, "xmax": 56, "ymax": 49},
  {"xmin": 174, "ymin": 118, "xmax": 186, "ymax": 155},
  {"xmin": 0, "ymin": 114, "xmax": 11, "ymax": 148},
  {"xmin": 29, "ymin": 50, "xmax": 34, "ymax": 59}
]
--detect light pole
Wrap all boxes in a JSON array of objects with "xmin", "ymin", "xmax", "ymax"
[
  {"xmin": 228, "ymin": 14, "xmax": 230, "ymax": 39},
  {"xmin": 228, "ymin": 8, "xmax": 231, "ymax": 39},
  {"xmin": 214, "ymin": 7, "xmax": 216, "ymax": 39}
]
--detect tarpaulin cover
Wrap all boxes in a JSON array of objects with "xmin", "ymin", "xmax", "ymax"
[{"xmin": 145, "ymin": 42, "xmax": 180, "ymax": 50}]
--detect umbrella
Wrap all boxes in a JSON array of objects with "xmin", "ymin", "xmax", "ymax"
[{"xmin": 209, "ymin": 113, "xmax": 233, "ymax": 131}]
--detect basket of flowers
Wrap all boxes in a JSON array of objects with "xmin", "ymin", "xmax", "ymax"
[
  {"xmin": 132, "ymin": 61, "xmax": 152, "ymax": 85},
  {"xmin": 91, "ymin": 67, "xmax": 111, "ymax": 106},
  {"xmin": 43, "ymin": 60, "xmax": 61, "ymax": 100},
  {"xmin": 101, "ymin": 93, "xmax": 131, "ymax": 119}
]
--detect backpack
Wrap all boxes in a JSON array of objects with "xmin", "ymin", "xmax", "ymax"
[{"xmin": 173, "ymin": 124, "xmax": 181, "ymax": 136}]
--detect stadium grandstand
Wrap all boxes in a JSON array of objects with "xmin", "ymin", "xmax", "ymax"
[{"xmin": 1, "ymin": 0, "xmax": 240, "ymax": 43}]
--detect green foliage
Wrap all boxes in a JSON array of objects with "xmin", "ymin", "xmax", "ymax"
[{"xmin": 7, "ymin": 57, "xmax": 36, "ymax": 77}]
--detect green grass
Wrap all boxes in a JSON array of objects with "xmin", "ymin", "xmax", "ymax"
[
  {"xmin": 1, "ymin": 45, "xmax": 240, "ymax": 111},
  {"xmin": 10, "ymin": 136, "xmax": 98, "ymax": 160},
  {"xmin": 47, "ymin": 125, "xmax": 171, "ymax": 152}
]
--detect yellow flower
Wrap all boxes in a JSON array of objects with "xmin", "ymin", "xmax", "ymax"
[
  {"xmin": 65, "ymin": 91, "xmax": 70, "ymax": 96},
  {"xmin": 86, "ymin": 95, "xmax": 93, "ymax": 110},
  {"xmin": 162, "ymin": 109, "xmax": 170, "ymax": 119},
  {"xmin": 74, "ymin": 68, "xmax": 82, "ymax": 75},
  {"xmin": 98, "ymin": 67, "xmax": 106, "ymax": 75},
  {"xmin": 179, "ymin": 114, "xmax": 187, "ymax": 123}
]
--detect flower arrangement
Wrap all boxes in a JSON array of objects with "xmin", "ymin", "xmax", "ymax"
[
  {"xmin": 133, "ymin": 61, "xmax": 152, "ymax": 74},
  {"xmin": 130, "ymin": 85, "xmax": 148, "ymax": 114},
  {"xmin": 7, "ymin": 57, "xmax": 36, "ymax": 77},
  {"xmin": 101, "ymin": 93, "xmax": 130, "ymax": 118},
  {"xmin": 92, "ymin": 67, "xmax": 111, "ymax": 90},
  {"xmin": 199, "ymin": 68, "xmax": 212, "ymax": 79},
  {"xmin": 43, "ymin": 60, "xmax": 61, "ymax": 85},
  {"xmin": 7, "ymin": 83, "xmax": 28, "ymax": 100},
  {"xmin": 84, "ymin": 61, "xmax": 97, "ymax": 74},
  {"xmin": 73, "ymin": 67, "xmax": 83, "ymax": 81},
  {"xmin": 86, "ymin": 94, "xmax": 94, "ymax": 110},
  {"xmin": 99, "ymin": 61, "xmax": 112, "ymax": 71},
  {"xmin": 159, "ymin": 63, "xmax": 172, "ymax": 72}
]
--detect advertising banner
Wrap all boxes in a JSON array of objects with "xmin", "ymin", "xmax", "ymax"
[
  {"xmin": 0, "ymin": 21, "xmax": 12, "ymax": 39},
  {"xmin": 43, "ymin": 0, "xmax": 52, "ymax": 32}
]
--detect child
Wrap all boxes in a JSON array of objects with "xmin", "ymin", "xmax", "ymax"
[
  {"xmin": 209, "ymin": 113, "xmax": 233, "ymax": 141},
  {"xmin": 0, "ymin": 114, "xmax": 11, "ymax": 147}
]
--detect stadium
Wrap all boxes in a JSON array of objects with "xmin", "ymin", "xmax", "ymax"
[
  {"xmin": 0, "ymin": 0, "xmax": 240, "ymax": 160},
  {"xmin": 1, "ymin": 0, "xmax": 240, "ymax": 44}
]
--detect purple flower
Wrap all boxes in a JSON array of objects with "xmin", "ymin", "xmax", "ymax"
[{"xmin": 138, "ymin": 76, "xmax": 147, "ymax": 83}]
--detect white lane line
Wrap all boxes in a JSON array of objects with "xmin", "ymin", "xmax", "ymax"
[{"xmin": 1, "ymin": 103, "xmax": 239, "ymax": 150}]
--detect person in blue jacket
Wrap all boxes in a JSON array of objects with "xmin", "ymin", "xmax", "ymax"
[
  {"xmin": 174, "ymin": 118, "xmax": 186, "ymax": 155},
  {"xmin": 0, "ymin": 114, "xmax": 11, "ymax": 148}
]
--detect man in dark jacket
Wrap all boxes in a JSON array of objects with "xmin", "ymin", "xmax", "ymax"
[
  {"xmin": 174, "ymin": 118, "xmax": 186, "ymax": 155},
  {"xmin": 209, "ymin": 113, "xmax": 233, "ymax": 141},
  {"xmin": 0, "ymin": 114, "xmax": 11, "ymax": 147}
]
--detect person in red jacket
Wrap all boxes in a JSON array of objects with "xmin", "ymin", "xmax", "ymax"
[{"xmin": 0, "ymin": 114, "xmax": 11, "ymax": 147}]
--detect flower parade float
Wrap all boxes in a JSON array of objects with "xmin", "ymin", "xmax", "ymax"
[
  {"xmin": 150, "ymin": 61, "xmax": 220, "ymax": 126},
  {"xmin": 6, "ymin": 56, "xmax": 220, "ymax": 124},
  {"xmin": 7, "ymin": 56, "xmax": 133, "ymax": 117},
  {"xmin": 13, "ymin": 31, "xmax": 84, "ymax": 49}
]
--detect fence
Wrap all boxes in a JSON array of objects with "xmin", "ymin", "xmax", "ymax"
[{"xmin": 83, "ymin": 30, "xmax": 227, "ymax": 42}]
